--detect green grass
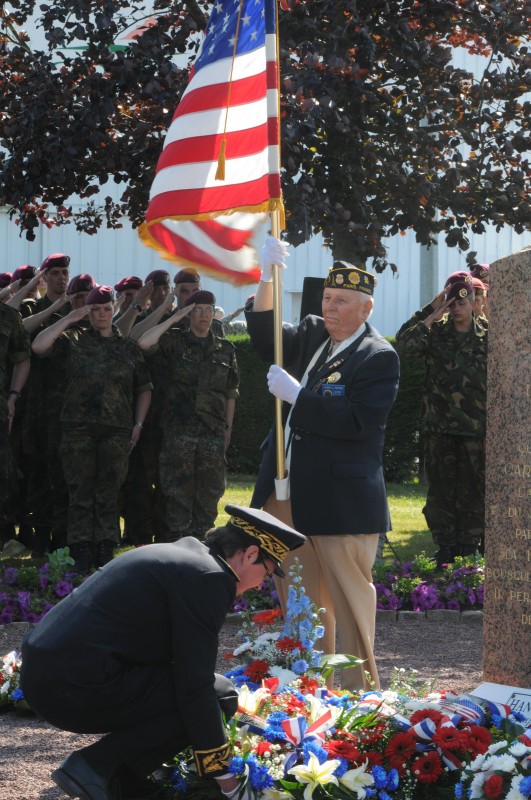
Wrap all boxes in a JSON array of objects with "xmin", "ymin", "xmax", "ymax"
[{"xmin": 219, "ymin": 476, "xmax": 432, "ymax": 564}]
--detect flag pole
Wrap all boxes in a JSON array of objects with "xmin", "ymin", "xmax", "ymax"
[{"xmin": 271, "ymin": 208, "xmax": 288, "ymax": 494}]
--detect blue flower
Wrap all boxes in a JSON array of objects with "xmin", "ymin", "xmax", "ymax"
[
  {"xmin": 292, "ymin": 659, "xmax": 309, "ymax": 675},
  {"xmin": 249, "ymin": 764, "xmax": 274, "ymax": 791},
  {"xmin": 228, "ymin": 756, "xmax": 245, "ymax": 776},
  {"xmin": 372, "ymin": 765, "xmax": 388, "ymax": 790},
  {"xmin": 519, "ymin": 776, "xmax": 531, "ymax": 797},
  {"xmin": 12, "ymin": 688, "xmax": 24, "ymax": 701},
  {"xmin": 333, "ymin": 757, "xmax": 348, "ymax": 778},
  {"xmin": 379, "ymin": 792, "xmax": 392, "ymax": 800},
  {"xmin": 302, "ymin": 741, "xmax": 328, "ymax": 764},
  {"xmin": 387, "ymin": 768, "xmax": 399, "ymax": 791},
  {"xmin": 454, "ymin": 781, "xmax": 463, "ymax": 799}
]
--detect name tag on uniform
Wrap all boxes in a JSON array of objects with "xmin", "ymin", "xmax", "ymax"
[{"xmin": 321, "ymin": 384, "xmax": 345, "ymax": 397}]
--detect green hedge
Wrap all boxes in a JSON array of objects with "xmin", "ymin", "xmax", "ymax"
[{"xmin": 227, "ymin": 334, "xmax": 424, "ymax": 482}]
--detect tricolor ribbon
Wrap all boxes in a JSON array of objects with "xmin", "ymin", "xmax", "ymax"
[{"xmin": 281, "ymin": 710, "xmax": 335, "ymax": 773}]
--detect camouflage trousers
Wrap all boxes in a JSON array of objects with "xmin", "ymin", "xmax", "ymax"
[
  {"xmin": 61, "ymin": 424, "xmax": 130, "ymax": 546},
  {"xmin": 159, "ymin": 431, "xmax": 226, "ymax": 540},
  {"xmin": 423, "ymin": 433, "xmax": 485, "ymax": 553}
]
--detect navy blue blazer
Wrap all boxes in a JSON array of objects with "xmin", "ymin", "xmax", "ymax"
[{"xmin": 246, "ymin": 311, "xmax": 400, "ymax": 536}]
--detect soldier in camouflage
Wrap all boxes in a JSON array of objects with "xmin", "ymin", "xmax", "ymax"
[
  {"xmin": 0, "ymin": 302, "xmax": 30, "ymax": 544},
  {"xmin": 395, "ymin": 271, "xmax": 487, "ymax": 567},
  {"xmin": 32, "ymin": 286, "xmax": 152, "ymax": 572},
  {"xmin": 139, "ymin": 290, "xmax": 239, "ymax": 540}
]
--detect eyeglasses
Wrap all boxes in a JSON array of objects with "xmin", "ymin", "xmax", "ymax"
[
  {"xmin": 258, "ymin": 556, "xmax": 274, "ymax": 581},
  {"xmin": 191, "ymin": 306, "xmax": 214, "ymax": 316}
]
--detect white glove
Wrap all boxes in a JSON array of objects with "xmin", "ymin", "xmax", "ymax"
[
  {"xmin": 267, "ymin": 364, "xmax": 301, "ymax": 405},
  {"xmin": 260, "ymin": 235, "xmax": 289, "ymax": 282}
]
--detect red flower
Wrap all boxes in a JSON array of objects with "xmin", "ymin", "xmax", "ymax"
[
  {"xmin": 409, "ymin": 708, "xmax": 444, "ymax": 726},
  {"xmin": 251, "ymin": 609, "xmax": 283, "ymax": 628},
  {"xmin": 298, "ymin": 676, "xmax": 319, "ymax": 695},
  {"xmin": 244, "ymin": 659, "xmax": 270, "ymax": 682},
  {"xmin": 324, "ymin": 740, "xmax": 361, "ymax": 763},
  {"xmin": 484, "ymin": 774, "xmax": 504, "ymax": 799},
  {"xmin": 412, "ymin": 751, "xmax": 444, "ymax": 784},
  {"xmin": 276, "ymin": 636, "xmax": 303, "ymax": 652},
  {"xmin": 463, "ymin": 724, "xmax": 492, "ymax": 756},
  {"xmin": 432, "ymin": 726, "xmax": 468, "ymax": 753},
  {"xmin": 364, "ymin": 751, "xmax": 383, "ymax": 767},
  {"xmin": 384, "ymin": 731, "xmax": 417, "ymax": 772},
  {"xmin": 254, "ymin": 742, "xmax": 272, "ymax": 756},
  {"xmin": 284, "ymin": 695, "xmax": 306, "ymax": 715}
]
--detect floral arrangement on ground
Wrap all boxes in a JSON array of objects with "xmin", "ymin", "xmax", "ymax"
[
  {"xmin": 1, "ymin": 561, "xmax": 529, "ymax": 800},
  {"xmin": 159, "ymin": 561, "xmax": 527, "ymax": 800}
]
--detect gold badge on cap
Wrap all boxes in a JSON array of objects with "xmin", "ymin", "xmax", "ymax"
[
  {"xmin": 349, "ymin": 272, "xmax": 360, "ymax": 285},
  {"xmin": 327, "ymin": 372, "xmax": 341, "ymax": 383},
  {"xmin": 335, "ymin": 274, "xmax": 344, "ymax": 285},
  {"xmin": 459, "ymin": 287, "xmax": 468, "ymax": 298}
]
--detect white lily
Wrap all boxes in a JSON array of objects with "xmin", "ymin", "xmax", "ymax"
[
  {"xmin": 260, "ymin": 789, "xmax": 293, "ymax": 800},
  {"xmin": 289, "ymin": 752, "xmax": 340, "ymax": 800},
  {"xmin": 338, "ymin": 761, "xmax": 375, "ymax": 798},
  {"xmin": 238, "ymin": 684, "xmax": 270, "ymax": 715}
]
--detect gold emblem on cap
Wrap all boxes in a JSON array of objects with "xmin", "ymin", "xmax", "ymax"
[
  {"xmin": 459, "ymin": 287, "xmax": 468, "ymax": 298},
  {"xmin": 349, "ymin": 272, "xmax": 360, "ymax": 284},
  {"xmin": 327, "ymin": 372, "xmax": 341, "ymax": 383},
  {"xmin": 335, "ymin": 274, "xmax": 344, "ymax": 285},
  {"xmin": 229, "ymin": 515, "xmax": 289, "ymax": 561}
]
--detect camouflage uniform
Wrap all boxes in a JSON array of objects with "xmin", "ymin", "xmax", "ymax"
[
  {"xmin": 395, "ymin": 308, "xmax": 487, "ymax": 554},
  {"xmin": 145, "ymin": 328, "xmax": 239, "ymax": 540},
  {"xmin": 0, "ymin": 304, "xmax": 30, "ymax": 539},
  {"xmin": 22, "ymin": 296, "xmax": 71, "ymax": 548},
  {"xmin": 42, "ymin": 326, "xmax": 152, "ymax": 547}
]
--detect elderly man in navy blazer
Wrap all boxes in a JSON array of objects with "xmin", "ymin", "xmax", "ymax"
[{"xmin": 246, "ymin": 238, "xmax": 400, "ymax": 691}]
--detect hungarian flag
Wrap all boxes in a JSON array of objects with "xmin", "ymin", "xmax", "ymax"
[{"xmin": 139, "ymin": 0, "xmax": 284, "ymax": 286}]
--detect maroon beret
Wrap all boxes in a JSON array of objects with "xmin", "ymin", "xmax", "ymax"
[
  {"xmin": 68, "ymin": 274, "xmax": 96, "ymax": 295},
  {"xmin": 114, "ymin": 275, "xmax": 143, "ymax": 293},
  {"xmin": 85, "ymin": 285, "xmax": 115, "ymax": 305},
  {"xmin": 11, "ymin": 265, "xmax": 37, "ymax": 283},
  {"xmin": 174, "ymin": 268, "xmax": 200, "ymax": 285},
  {"xmin": 470, "ymin": 263, "xmax": 490, "ymax": 282},
  {"xmin": 471, "ymin": 276, "xmax": 487, "ymax": 294},
  {"xmin": 40, "ymin": 253, "xmax": 71, "ymax": 272},
  {"xmin": 444, "ymin": 271, "xmax": 474, "ymax": 301},
  {"xmin": 0, "ymin": 272, "xmax": 12, "ymax": 289},
  {"xmin": 183, "ymin": 290, "xmax": 216, "ymax": 307},
  {"xmin": 145, "ymin": 270, "xmax": 170, "ymax": 287}
]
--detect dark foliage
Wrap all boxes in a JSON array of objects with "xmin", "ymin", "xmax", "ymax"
[{"xmin": 1, "ymin": 1, "xmax": 531, "ymax": 267}]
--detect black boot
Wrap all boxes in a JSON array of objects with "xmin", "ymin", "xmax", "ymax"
[
  {"xmin": 70, "ymin": 542, "xmax": 93, "ymax": 573},
  {"xmin": 96, "ymin": 540, "xmax": 115, "ymax": 568}
]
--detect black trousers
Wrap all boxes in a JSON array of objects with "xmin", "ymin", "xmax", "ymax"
[{"xmin": 21, "ymin": 661, "xmax": 237, "ymax": 778}]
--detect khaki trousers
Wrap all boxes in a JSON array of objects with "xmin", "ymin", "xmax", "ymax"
[{"xmin": 264, "ymin": 494, "xmax": 380, "ymax": 692}]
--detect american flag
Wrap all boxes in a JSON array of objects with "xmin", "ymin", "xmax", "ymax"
[{"xmin": 139, "ymin": 0, "xmax": 284, "ymax": 286}]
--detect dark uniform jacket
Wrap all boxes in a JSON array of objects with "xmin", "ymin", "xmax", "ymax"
[
  {"xmin": 20, "ymin": 538, "xmax": 237, "ymax": 777},
  {"xmin": 246, "ymin": 310, "xmax": 400, "ymax": 536}
]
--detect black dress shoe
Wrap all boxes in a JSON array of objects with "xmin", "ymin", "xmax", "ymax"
[{"xmin": 51, "ymin": 751, "xmax": 121, "ymax": 800}]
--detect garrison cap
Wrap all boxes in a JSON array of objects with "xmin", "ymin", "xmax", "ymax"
[
  {"xmin": 40, "ymin": 253, "xmax": 71, "ymax": 272},
  {"xmin": 183, "ymin": 289, "xmax": 216, "ymax": 307},
  {"xmin": 225, "ymin": 504, "xmax": 306, "ymax": 578},
  {"xmin": 444, "ymin": 271, "xmax": 474, "ymax": 301},
  {"xmin": 11, "ymin": 265, "xmax": 37, "ymax": 283},
  {"xmin": 68, "ymin": 274, "xmax": 96, "ymax": 295},
  {"xmin": 324, "ymin": 262, "xmax": 377, "ymax": 296},
  {"xmin": 85, "ymin": 285, "xmax": 114, "ymax": 305},
  {"xmin": 145, "ymin": 270, "xmax": 170, "ymax": 287},
  {"xmin": 114, "ymin": 276, "xmax": 143, "ymax": 293},
  {"xmin": 470, "ymin": 263, "xmax": 490, "ymax": 283},
  {"xmin": 0, "ymin": 272, "xmax": 12, "ymax": 288},
  {"xmin": 174, "ymin": 268, "xmax": 200, "ymax": 285}
]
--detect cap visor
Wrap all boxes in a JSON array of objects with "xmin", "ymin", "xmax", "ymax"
[{"xmin": 273, "ymin": 563, "xmax": 285, "ymax": 578}]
